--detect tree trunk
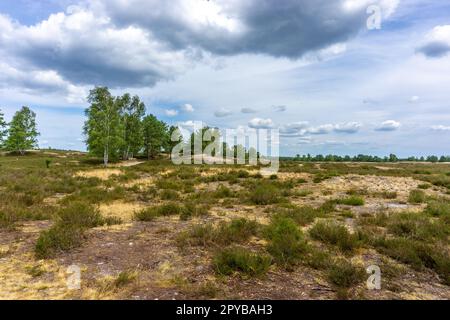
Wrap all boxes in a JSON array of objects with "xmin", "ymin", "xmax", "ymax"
[{"xmin": 104, "ymin": 146, "xmax": 109, "ymax": 166}]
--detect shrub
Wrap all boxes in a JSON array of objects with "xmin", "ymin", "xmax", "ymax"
[
  {"xmin": 425, "ymin": 199, "xmax": 450, "ymax": 218},
  {"xmin": 327, "ymin": 259, "xmax": 365, "ymax": 288},
  {"xmin": 386, "ymin": 212, "xmax": 448, "ymax": 241},
  {"xmin": 35, "ymin": 202, "xmax": 105, "ymax": 259},
  {"xmin": 272, "ymin": 205, "xmax": 322, "ymax": 226},
  {"xmin": 336, "ymin": 196, "xmax": 365, "ymax": 206},
  {"xmin": 372, "ymin": 237, "xmax": 450, "ymax": 284},
  {"xmin": 160, "ymin": 189, "xmax": 179, "ymax": 200},
  {"xmin": 249, "ymin": 183, "xmax": 281, "ymax": 205},
  {"xmin": 213, "ymin": 247, "xmax": 271, "ymax": 277},
  {"xmin": 214, "ymin": 185, "xmax": 234, "ymax": 198},
  {"xmin": 114, "ymin": 270, "xmax": 138, "ymax": 288},
  {"xmin": 309, "ymin": 221, "xmax": 359, "ymax": 252},
  {"xmin": 180, "ymin": 202, "xmax": 210, "ymax": 220},
  {"xmin": 418, "ymin": 183, "xmax": 431, "ymax": 190},
  {"xmin": 264, "ymin": 217, "xmax": 308, "ymax": 267},
  {"xmin": 135, "ymin": 202, "xmax": 182, "ymax": 221},
  {"xmin": 35, "ymin": 224, "xmax": 84, "ymax": 259},
  {"xmin": 408, "ymin": 189, "xmax": 426, "ymax": 204},
  {"xmin": 216, "ymin": 218, "xmax": 259, "ymax": 245},
  {"xmin": 178, "ymin": 219, "xmax": 259, "ymax": 247},
  {"xmin": 375, "ymin": 191, "xmax": 398, "ymax": 199},
  {"xmin": 57, "ymin": 202, "xmax": 104, "ymax": 228}
]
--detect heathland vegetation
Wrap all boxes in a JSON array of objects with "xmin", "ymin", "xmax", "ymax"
[{"xmin": 0, "ymin": 87, "xmax": 449, "ymax": 300}]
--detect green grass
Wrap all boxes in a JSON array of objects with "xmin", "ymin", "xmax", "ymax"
[{"xmin": 213, "ymin": 247, "xmax": 272, "ymax": 277}]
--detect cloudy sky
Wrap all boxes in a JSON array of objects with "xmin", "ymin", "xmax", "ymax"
[{"xmin": 0, "ymin": 0, "xmax": 449, "ymax": 157}]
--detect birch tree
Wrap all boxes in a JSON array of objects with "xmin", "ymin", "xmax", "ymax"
[{"xmin": 84, "ymin": 87, "xmax": 124, "ymax": 166}]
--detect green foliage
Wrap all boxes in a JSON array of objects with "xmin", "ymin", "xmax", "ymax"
[
  {"xmin": 408, "ymin": 189, "xmax": 426, "ymax": 204},
  {"xmin": 271, "ymin": 205, "xmax": 324, "ymax": 226},
  {"xmin": 386, "ymin": 212, "xmax": 448, "ymax": 241},
  {"xmin": 264, "ymin": 217, "xmax": 308, "ymax": 267},
  {"xmin": 249, "ymin": 183, "xmax": 281, "ymax": 205},
  {"xmin": 119, "ymin": 94, "xmax": 145, "ymax": 160},
  {"xmin": 135, "ymin": 202, "xmax": 182, "ymax": 221},
  {"xmin": 142, "ymin": 114, "xmax": 168, "ymax": 159},
  {"xmin": 0, "ymin": 108, "xmax": 7, "ymax": 148},
  {"xmin": 336, "ymin": 196, "xmax": 365, "ymax": 206},
  {"xmin": 372, "ymin": 237, "xmax": 450, "ymax": 284},
  {"xmin": 84, "ymin": 87, "xmax": 124, "ymax": 165},
  {"xmin": 4, "ymin": 106, "xmax": 39, "ymax": 154},
  {"xmin": 213, "ymin": 247, "xmax": 271, "ymax": 277},
  {"xmin": 35, "ymin": 224, "xmax": 84, "ymax": 259},
  {"xmin": 309, "ymin": 221, "xmax": 360, "ymax": 252},
  {"xmin": 425, "ymin": 199, "xmax": 450, "ymax": 219},
  {"xmin": 327, "ymin": 259, "xmax": 365, "ymax": 288},
  {"xmin": 178, "ymin": 218, "xmax": 259, "ymax": 247},
  {"xmin": 35, "ymin": 202, "xmax": 105, "ymax": 259}
]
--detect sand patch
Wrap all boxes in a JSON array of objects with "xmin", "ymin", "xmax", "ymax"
[
  {"xmin": 75, "ymin": 169, "xmax": 122, "ymax": 180},
  {"xmin": 125, "ymin": 176, "xmax": 155, "ymax": 189},
  {"xmin": 114, "ymin": 160, "xmax": 144, "ymax": 168},
  {"xmin": 99, "ymin": 201, "xmax": 146, "ymax": 222},
  {"xmin": 277, "ymin": 172, "xmax": 312, "ymax": 181},
  {"xmin": 0, "ymin": 253, "xmax": 76, "ymax": 300},
  {"xmin": 209, "ymin": 205, "xmax": 271, "ymax": 225},
  {"xmin": 323, "ymin": 175, "xmax": 420, "ymax": 201}
]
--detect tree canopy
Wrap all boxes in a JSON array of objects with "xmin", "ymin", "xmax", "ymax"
[
  {"xmin": 0, "ymin": 109, "xmax": 7, "ymax": 148},
  {"xmin": 4, "ymin": 106, "xmax": 39, "ymax": 155}
]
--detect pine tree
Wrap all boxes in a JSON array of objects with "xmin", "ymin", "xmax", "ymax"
[
  {"xmin": 83, "ymin": 87, "xmax": 124, "ymax": 166},
  {"xmin": 5, "ymin": 106, "xmax": 39, "ymax": 155}
]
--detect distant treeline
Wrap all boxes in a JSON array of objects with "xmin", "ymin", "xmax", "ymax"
[{"xmin": 282, "ymin": 154, "xmax": 450, "ymax": 163}]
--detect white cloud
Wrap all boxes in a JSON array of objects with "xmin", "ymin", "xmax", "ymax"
[
  {"xmin": 165, "ymin": 109, "xmax": 179, "ymax": 117},
  {"xmin": 431, "ymin": 125, "xmax": 450, "ymax": 131},
  {"xmin": 248, "ymin": 118, "xmax": 275, "ymax": 129},
  {"xmin": 307, "ymin": 124, "xmax": 335, "ymax": 135},
  {"xmin": 214, "ymin": 108, "xmax": 232, "ymax": 117},
  {"xmin": 241, "ymin": 107, "xmax": 258, "ymax": 114},
  {"xmin": 273, "ymin": 105, "xmax": 287, "ymax": 112},
  {"xmin": 279, "ymin": 122, "xmax": 309, "ymax": 136},
  {"xmin": 409, "ymin": 95, "xmax": 420, "ymax": 103},
  {"xmin": 418, "ymin": 25, "xmax": 450, "ymax": 58},
  {"xmin": 181, "ymin": 103, "xmax": 194, "ymax": 112},
  {"xmin": 334, "ymin": 122, "xmax": 362, "ymax": 133},
  {"xmin": 375, "ymin": 120, "xmax": 401, "ymax": 131}
]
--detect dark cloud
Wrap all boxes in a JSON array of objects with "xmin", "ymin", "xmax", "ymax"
[
  {"xmin": 102, "ymin": 0, "xmax": 387, "ymax": 59},
  {"xmin": 0, "ymin": 0, "xmax": 397, "ymax": 90},
  {"xmin": 417, "ymin": 41, "xmax": 450, "ymax": 58}
]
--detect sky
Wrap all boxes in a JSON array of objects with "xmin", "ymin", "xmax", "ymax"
[{"xmin": 0, "ymin": 0, "xmax": 449, "ymax": 157}]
